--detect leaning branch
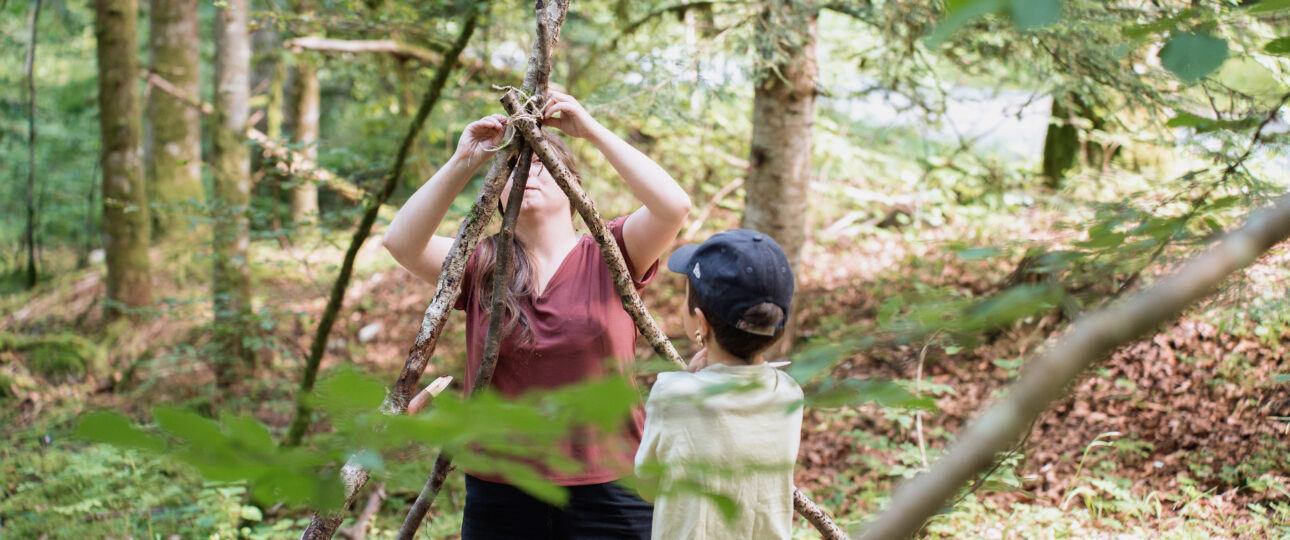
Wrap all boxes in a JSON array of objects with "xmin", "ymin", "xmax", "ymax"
[
  {"xmin": 503, "ymin": 89, "xmax": 847, "ymax": 540},
  {"xmin": 501, "ymin": 89, "xmax": 686, "ymax": 369},
  {"xmin": 857, "ymin": 192, "xmax": 1290, "ymax": 539},
  {"xmin": 296, "ymin": 10, "xmax": 481, "ymax": 539}
]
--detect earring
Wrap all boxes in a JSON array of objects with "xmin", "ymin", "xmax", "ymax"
[{"xmin": 694, "ymin": 329, "xmax": 704, "ymax": 345}]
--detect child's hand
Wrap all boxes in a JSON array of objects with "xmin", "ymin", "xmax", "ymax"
[
  {"xmin": 406, "ymin": 376, "xmax": 453, "ymax": 415},
  {"xmin": 542, "ymin": 91, "xmax": 599, "ymax": 139},
  {"xmin": 686, "ymin": 347, "xmax": 708, "ymax": 372}
]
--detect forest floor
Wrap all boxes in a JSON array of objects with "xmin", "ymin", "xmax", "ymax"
[{"xmin": 2, "ymin": 204, "xmax": 1289, "ymax": 539}]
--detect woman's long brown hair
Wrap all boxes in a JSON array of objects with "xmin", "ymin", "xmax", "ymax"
[{"xmin": 471, "ymin": 129, "xmax": 578, "ymax": 346}]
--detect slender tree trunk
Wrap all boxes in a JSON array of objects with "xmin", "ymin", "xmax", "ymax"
[
  {"xmin": 212, "ymin": 0, "xmax": 255, "ymax": 383},
  {"xmin": 741, "ymin": 0, "xmax": 817, "ymax": 359},
  {"xmin": 25, "ymin": 0, "xmax": 42, "ymax": 289},
  {"xmin": 95, "ymin": 0, "xmax": 153, "ymax": 317},
  {"xmin": 290, "ymin": 58, "xmax": 321, "ymax": 222},
  {"xmin": 1042, "ymin": 94, "xmax": 1079, "ymax": 189},
  {"xmin": 146, "ymin": 0, "xmax": 204, "ymax": 241}
]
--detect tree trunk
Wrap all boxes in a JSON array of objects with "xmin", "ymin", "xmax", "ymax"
[
  {"xmin": 741, "ymin": 0, "xmax": 817, "ymax": 359},
  {"xmin": 25, "ymin": 0, "xmax": 42, "ymax": 289},
  {"xmin": 146, "ymin": 0, "xmax": 204, "ymax": 241},
  {"xmin": 212, "ymin": 0, "xmax": 255, "ymax": 383},
  {"xmin": 289, "ymin": 59, "xmax": 321, "ymax": 222},
  {"xmin": 95, "ymin": 0, "xmax": 152, "ymax": 317},
  {"xmin": 1041, "ymin": 94, "xmax": 1079, "ymax": 189}
]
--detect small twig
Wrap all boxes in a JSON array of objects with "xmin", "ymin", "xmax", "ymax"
[
  {"xmin": 682, "ymin": 176, "xmax": 744, "ymax": 242},
  {"xmin": 340, "ymin": 483, "xmax": 385, "ymax": 540}
]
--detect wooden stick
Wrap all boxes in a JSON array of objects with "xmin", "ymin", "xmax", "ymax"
[
  {"xmin": 285, "ymin": 36, "xmax": 438, "ymax": 63},
  {"xmin": 392, "ymin": 2, "xmax": 571, "ymax": 537},
  {"xmin": 503, "ymin": 89, "xmax": 848, "ymax": 540},
  {"xmin": 394, "ymin": 145, "xmax": 536, "ymax": 540},
  {"xmin": 857, "ymin": 193, "xmax": 1290, "ymax": 539}
]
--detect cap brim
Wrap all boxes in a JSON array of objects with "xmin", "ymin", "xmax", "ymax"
[{"xmin": 666, "ymin": 244, "xmax": 700, "ymax": 274}]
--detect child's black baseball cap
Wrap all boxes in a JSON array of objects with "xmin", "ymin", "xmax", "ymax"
[{"xmin": 666, "ymin": 229, "xmax": 794, "ymax": 336}]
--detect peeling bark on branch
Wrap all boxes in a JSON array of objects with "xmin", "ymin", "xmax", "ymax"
[
  {"xmin": 857, "ymin": 194, "xmax": 1290, "ymax": 540},
  {"xmin": 794, "ymin": 487, "xmax": 848, "ymax": 540},
  {"xmin": 285, "ymin": 36, "xmax": 439, "ymax": 63}
]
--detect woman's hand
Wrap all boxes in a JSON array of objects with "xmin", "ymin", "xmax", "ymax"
[
  {"xmin": 686, "ymin": 347, "xmax": 709, "ymax": 373},
  {"xmin": 542, "ymin": 91, "xmax": 600, "ymax": 140},
  {"xmin": 453, "ymin": 114, "xmax": 508, "ymax": 165}
]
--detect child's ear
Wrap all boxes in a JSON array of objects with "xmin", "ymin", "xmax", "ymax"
[{"xmin": 693, "ymin": 307, "xmax": 711, "ymax": 334}]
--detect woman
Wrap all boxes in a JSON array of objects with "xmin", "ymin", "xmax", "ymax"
[{"xmin": 383, "ymin": 90, "xmax": 691, "ymax": 539}]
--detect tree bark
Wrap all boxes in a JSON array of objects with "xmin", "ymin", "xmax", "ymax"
[
  {"xmin": 290, "ymin": 58, "xmax": 321, "ymax": 222},
  {"xmin": 212, "ymin": 0, "xmax": 255, "ymax": 383},
  {"xmin": 741, "ymin": 0, "xmax": 818, "ymax": 360},
  {"xmin": 25, "ymin": 0, "xmax": 42, "ymax": 289},
  {"xmin": 95, "ymin": 0, "xmax": 153, "ymax": 317},
  {"xmin": 856, "ymin": 194, "xmax": 1290, "ymax": 539},
  {"xmin": 1041, "ymin": 93, "xmax": 1079, "ymax": 189},
  {"xmin": 145, "ymin": 0, "xmax": 204, "ymax": 242}
]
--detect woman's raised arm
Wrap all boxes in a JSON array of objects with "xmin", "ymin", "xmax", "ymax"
[
  {"xmin": 382, "ymin": 114, "xmax": 508, "ymax": 284},
  {"xmin": 542, "ymin": 91, "xmax": 691, "ymax": 279}
]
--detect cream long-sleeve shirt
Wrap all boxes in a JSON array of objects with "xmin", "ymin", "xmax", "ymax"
[{"xmin": 635, "ymin": 363, "xmax": 804, "ymax": 540}]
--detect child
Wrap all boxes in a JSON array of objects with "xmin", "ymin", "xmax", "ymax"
[{"xmin": 635, "ymin": 229, "xmax": 804, "ymax": 540}]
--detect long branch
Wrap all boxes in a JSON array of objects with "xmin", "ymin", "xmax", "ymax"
[
  {"xmin": 392, "ymin": 2, "xmax": 570, "ymax": 536},
  {"xmin": 285, "ymin": 10, "xmax": 479, "ymax": 448},
  {"xmin": 857, "ymin": 193, "xmax": 1290, "ymax": 539},
  {"xmin": 501, "ymin": 90, "xmax": 686, "ymax": 369},
  {"xmin": 295, "ymin": 10, "xmax": 480, "ymax": 539},
  {"xmin": 502, "ymin": 89, "xmax": 847, "ymax": 540}
]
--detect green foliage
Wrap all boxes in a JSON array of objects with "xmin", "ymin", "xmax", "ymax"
[
  {"xmin": 1159, "ymin": 32, "xmax": 1230, "ymax": 84},
  {"xmin": 927, "ymin": 0, "xmax": 1063, "ymax": 46}
]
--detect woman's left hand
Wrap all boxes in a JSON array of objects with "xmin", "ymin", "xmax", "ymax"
[{"xmin": 542, "ymin": 90, "xmax": 599, "ymax": 139}]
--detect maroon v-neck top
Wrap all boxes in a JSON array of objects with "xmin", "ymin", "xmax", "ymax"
[{"xmin": 454, "ymin": 216, "xmax": 657, "ymax": 486}]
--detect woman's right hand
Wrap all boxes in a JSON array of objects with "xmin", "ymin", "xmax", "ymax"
[{"xmin": 453, "ymin": 114, "xmax": 508, "ymax": 165}]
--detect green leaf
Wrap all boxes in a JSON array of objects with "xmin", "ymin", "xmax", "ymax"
[
  {"xmin": 240, "ymin": 505, "xmax": 264, "ymax": 522},
  {"xmin": 1073, "ymin": 229, "xmax": 1126, "ymax": 249},
  {"xmin": 220, "ymin": 412, "xmax": 276, "ymax": 453},
  {"xmin": 964, "ymin": 284, "xmax": 1064, "ymax": 330},
  {"xmin": 74, "ymin": 410, "xmax": 166, "ymax": 453},
  {"xmin": 1159, "ymin": 32, "xmax": 1229, "ymax": 84},
  {"xmin": 1167, "ymin": 112, "xmax": 1258, "ymax": 134},
  {"xmin": 926, "ymin": 0, "xmax": 1008, "ymax": 47},
  {"xmin": 315, "ymin": 367, "xmax": 386, "ymax": 415},
  {"xmin": 1008, "ymin": 0, "xmax": 1061, "ymax": 30},
  {"xmin": 957, "ymin": 247, "xmax": 1004, "ymax": 261},
  {"xmin": 1249, "ymin": 0, "xmax": 1290, "ymax": 14},
  {"xmin": 154, "ymin": 406, "xmax": 228, "ymax": 451},
  {"xmin": 1264, "ymin": 37, "xmax": 1290, "ymax": 57},
  {"xmin": 806, "ymin": 378, "xmax": 937, "ymax": 411}
]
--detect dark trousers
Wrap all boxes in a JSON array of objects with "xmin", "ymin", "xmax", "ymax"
[{"xmin": 462, "ymin": 474, "xmax": 653, "ymax": 540}]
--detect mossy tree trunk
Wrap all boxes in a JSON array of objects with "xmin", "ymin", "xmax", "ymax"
[
  {"xmin": 289, "ymin": 57, "xmax": 321, "ymax": 222},
  {"xmin": 288, "ymin": 0, "xmax": 321, "ymax": 224},
  {"xmin": 146, "ymin": 0, "xmax": 204, "ymax": 241},
  {"xmin": 95, "ymin": 0, "xmax": 153, "ymax": 318},
  {"xmin": 741, "ymin": 0, "xmax": 817, "ymax": 358},
  {"xmin": 1042, "ymin": 92, "xmax": 1112, "ymax": 189},
  {"xmin": 212, "ymin": 0, "xmax": 255, "ymax": 383}
]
